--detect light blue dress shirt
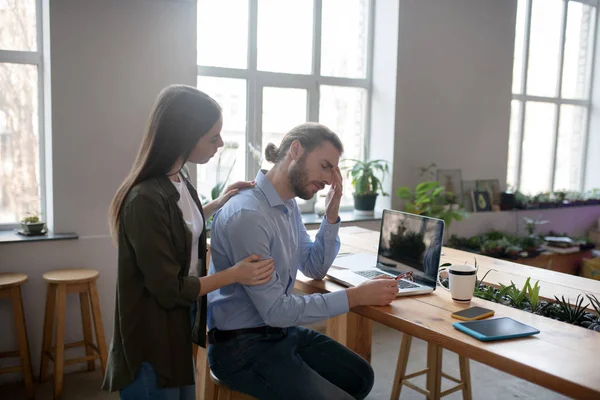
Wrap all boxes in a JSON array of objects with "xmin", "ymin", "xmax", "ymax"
[{"xmin": 207, "ymin": 170, "xmax": 349, "ymax": 330}]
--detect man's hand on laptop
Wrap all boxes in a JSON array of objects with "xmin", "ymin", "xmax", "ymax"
[
  {"xmin": 230, "ymin": 254, "xmax": 275, "ymax": 286},
  {"xmin": 346, "ymin": 277, "xmax": 399, "ymax": 307}
]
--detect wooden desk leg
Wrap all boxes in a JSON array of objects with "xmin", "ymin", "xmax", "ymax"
[
  {"xmin": 326, "ymin": 312, "xmax": 372, "ymax": 363},
  {"xmin": 426, "ymin": 343, "xmax": 443, "ymax": 400}
]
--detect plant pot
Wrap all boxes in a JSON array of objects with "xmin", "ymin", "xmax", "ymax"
[
  {"xmin": 21, "ymin": 222, "xmax": 46, "ymax": 235},
  {"xmin": 353, "ymin": 193, "xmax": 378, "ymax": 213},
  {"xmin": 500, "ymin": 192, "xmax": 516, "ymax": 210}
]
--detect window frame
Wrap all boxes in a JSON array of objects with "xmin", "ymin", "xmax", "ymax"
[
  {"xmin": 0, "ymin": 0, "xmax": 47, "ymax": 229},
  {"xmin": 509, "ymin": 0, "xmax": 599, "ymax": 193},
  {"xmin": 197, "ymin": 0, "xmax": 375, "ymax": 212}
]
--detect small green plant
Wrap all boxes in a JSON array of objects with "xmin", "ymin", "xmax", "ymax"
[
  {"xmin": 526, "ymin": 279, "xmax": 541, "ymax": 312},
  {"xmin": 523, "ymin": 216, "xmax": 549, "ymax": 236},
  {"xmin": 395, "ymin": 181, "xmax": 469, "ymax": 229},
  {"xmin": 500, "ymin": 279, "xmax": 530, "ymax": 310},
  {"xmin": 22, "ymin": 214, "xmax": 40, "ymax": 224},
  {"xmin": 553, "ymin": 295, "xmax": 589, "ymax": 325},
  {"xmin": 587, "ymin": 294, "xmax": 600, "ymax": 316},
  {"xmin": 342, "ymin": 159, "xmax": 389, "ymax": 196}
]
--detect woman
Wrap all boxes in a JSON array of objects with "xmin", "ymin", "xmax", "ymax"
[{"xmin": 102, "ymin": 85, "xmax": 274, "ymax": 399}]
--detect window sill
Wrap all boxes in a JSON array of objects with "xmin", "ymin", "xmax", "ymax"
[{"xmin": 0, "ymin": 230, "xmax": 79, "ymax": 244}]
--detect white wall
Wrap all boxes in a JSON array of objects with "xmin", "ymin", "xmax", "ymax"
[
  {"xmin": 370, "ymin": 0, "xmax": 400, "ymax": 212},
  {"xmin": 391, "ymin": 0, "xmax": 517, "ymax": 210},
  {"xmin": 0, "ymin": 0, "xmax": 196, "ymax": 382}
]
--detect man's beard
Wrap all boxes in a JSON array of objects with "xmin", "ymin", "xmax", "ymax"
[{"xmin": 289, "ymin": 155, "xmax": 314, "ymax": 200}]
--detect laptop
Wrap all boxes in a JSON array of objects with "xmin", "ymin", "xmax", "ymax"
[{"xmin": 326, "ymin": 209, "xmax": 445, "ymax": 297}]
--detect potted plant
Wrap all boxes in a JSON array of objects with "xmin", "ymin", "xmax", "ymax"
[
  {"xmin": 584, "ymin": 189, "xmax": 600, "ymax": 205},
  {"xmin": 523, "ymin": 216, "xmax": 549, "ymax": 237},
  {"xmin": 395, "ymin": 181, "xmax": 469, "ymax": 231},
  {"xmin": 565, "ymin": 191, "xmax": 584, "ymax": 207},
  {"xmin": 343, "ymin": 159, "xmax": 389, "ymax": 214},
  {"xmin": 20, "ymin": 214, "xmax": 46, "ymax": 235}
]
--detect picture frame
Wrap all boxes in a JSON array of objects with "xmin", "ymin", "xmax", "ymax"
[
  {"xmin": 437, "ymin": 169, "xmax": 463, "ymax": 202},
  {"xmin": 472, "ymin": 190, "xmax": 492, "ymax": 212},
  {"xmin": 476, "ymin": 179, "xmax": 501, "ymax": 205}
]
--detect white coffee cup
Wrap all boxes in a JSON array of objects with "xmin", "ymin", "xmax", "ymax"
[{"xmin": 437, "ymin": 264, "xmax": 478, "ymax": 302}]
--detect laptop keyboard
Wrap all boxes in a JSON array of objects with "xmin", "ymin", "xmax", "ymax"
[
  {"xmin": 355, "ymin": 270, "xmax": 385, "ymax": 279},
  {"xmin": 354, "ymin": 270, "xmax": 420, "ymax": 289}
]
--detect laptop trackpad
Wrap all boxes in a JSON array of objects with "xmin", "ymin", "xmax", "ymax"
[{"xmin": 333, "ymin": 253, "xmax": 377, "ymax": 271}]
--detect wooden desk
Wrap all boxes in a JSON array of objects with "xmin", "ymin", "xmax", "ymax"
[{"xmin": 295, "ymin": 227, "xmax": 600, "ymax": 400}]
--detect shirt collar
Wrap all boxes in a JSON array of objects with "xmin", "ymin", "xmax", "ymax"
[{"xmin": 255, "ymin": 169, "xmax": 287, "ymax": 210}]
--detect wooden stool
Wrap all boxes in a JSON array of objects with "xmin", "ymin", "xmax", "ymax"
[
  {"xmin": 209, "ymin": 370, "xmax": 256, "ymax": 400},
  {"xmin": 391, "ymin": 335, "xmax": 472, "ymax": 400},
  {"xmin": 0, "ymin": 273, "xmax": 34, "ymax": 399},
  {"xmin": 39, "ymin": 269, "xmax": 108, "ymax": 398}
]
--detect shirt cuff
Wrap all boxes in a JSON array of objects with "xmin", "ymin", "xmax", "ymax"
[
  {"xmin": 320, "ymin": 216, "xmax": 340, "ymax": 240},
  {"xmin": 181, "ymin": 276, "xmax": 201, "ymax": 303},
  {"xmin": 324, "ymin": 290, "xmax": 350, "ymax": 317}
]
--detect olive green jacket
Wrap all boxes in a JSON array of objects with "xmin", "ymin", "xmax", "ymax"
[{"xmin": 102, "ymin": 172, "xmax": 207, "ymax": 392}]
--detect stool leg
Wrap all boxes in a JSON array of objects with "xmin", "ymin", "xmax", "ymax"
[
  {"xmin": 459, "ymin": 356, "xmax": 472, "ymax": 400},
  {"xmin": 426, "ymin": 343, "xmax": 443, "ymax": 400},
  {"xmin": 218, "ymin": 386, "xmax": 233, "ymax": 400},
  {"xmin": 79, "ymin": 291, "xmax": 96, "ymax": 371},
  {"xmin": 40, "ymin": 283, "xmax": 57, "ymax": 382},
  {"xmin": 89, "ymin": 281, "xmax": 107, "ymax": 372},
  {"xmin": 11, "ymin": 286, "xmax": 34, "ymax": 399},
  {"xmin": 54, "ymin": 284, "xmax": 67, "ymax": 399},
  {"xmin": 390, "ymin": 334, "xmax": 412, "ymax": 400}
]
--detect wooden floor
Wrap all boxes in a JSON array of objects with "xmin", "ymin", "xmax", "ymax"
[{"xmin": 1, "ymin": 322, "xmax": 572, "ymax": 400}]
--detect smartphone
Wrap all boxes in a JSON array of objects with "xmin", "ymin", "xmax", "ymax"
[{"xmin": 451, "ymin": 306, "xmax": 495, "ymax": 321}]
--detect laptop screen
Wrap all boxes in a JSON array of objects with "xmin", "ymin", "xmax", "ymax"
[{"xmin": 376, "ymin": 210, "xmax": 445, "ymax": 288}]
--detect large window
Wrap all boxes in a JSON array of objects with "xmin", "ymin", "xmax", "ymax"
[
  {"xmin": 196, "ymin": 0, "xmax": 373, "ymax": 211},
  {"xmin": 508, "ymin": 0, "xmax": 597, "ymax": 194},
  {"xmin": 0, "ymin": 0, "xmax": 46, "ymax": 226}
]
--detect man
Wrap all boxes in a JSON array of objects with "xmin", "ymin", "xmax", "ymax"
[{"xmin": 207, "ymin": 123, "xmax": 399, "ymax": 400}]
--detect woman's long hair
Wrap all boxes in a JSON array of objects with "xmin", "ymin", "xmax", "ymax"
[{"xmin": 109, "ymin": 85, "xmax": 221, "ymax": 239}]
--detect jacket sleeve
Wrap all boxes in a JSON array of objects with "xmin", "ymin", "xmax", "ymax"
[{"xmin": 122, "ymin": 195, "xmax": 200, "ymax": 309}]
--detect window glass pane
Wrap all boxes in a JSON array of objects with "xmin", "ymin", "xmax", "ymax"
[
  {"xmin": 196, "ymin": 76, "xmax": 247, "ymax": 202},
  {"xmin": 554, "ymin": 105, "xmax": 587, "ymax": 191},
  {"xmin": 319, "ymin": 85, "xmax": 366, "ymax": 206},
  {"xmin": 261, "ymin": 87, "xmax": 307, "ymax": 171},
  {"xmin": 562, "ymin": 1, "xmax": 595, "ymax": 100},
  {"xmin": 0, "ymin": 0, "xmax": 36, "ymax": 51},
  {"xmin": 257, "ymin": 0, "xmax": 313, "ymax": 74},
  {"xmin": 520, "ymin": 102, "xmax": 556, "ymax": 195},
  {"xmin": 526, "ymin": 0, "xmax": 563, "ymax": 97},
  {"xmin": 512, "ymin": 0, "xmax": 527, "ymax": 94},
  {"xmin": 506, "ymin": 100, "xmax": 522, "ymax": 190},
  {"xmin": 0, "ymin": 63, "xmax": 39, "ymax": 223},
  {"xmin": 260, "ymin": 87, "xmax": 310, "ymax": 208},
  {"xmin": 197, "ymin": 0, "xmax": 248, "ymax": 68},
  {"xmin": 321, "ymin": 0, "xmax": 369, "ymax": 79}
]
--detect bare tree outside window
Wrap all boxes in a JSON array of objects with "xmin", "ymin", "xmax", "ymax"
[
  {"xmin": 507, "ymin": 0, "xmax": 597, "ymax": 194},
  {"xmin": 0, "ymin": 0, "xmax": 42, "ymax": 224}
]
